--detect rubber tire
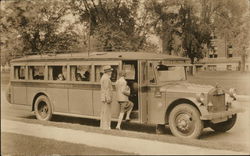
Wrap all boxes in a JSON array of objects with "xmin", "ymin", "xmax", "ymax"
[
  {"xmin": 169, "ymin": 104, "xmax": 204, "ymax": 139},
  {"xmin": 210, "ymin": 114, "xmax": 237, "ymax": 132},
  {"xmin": 34, "ymin": 95, "xmax": 52, "ymax": 121}
]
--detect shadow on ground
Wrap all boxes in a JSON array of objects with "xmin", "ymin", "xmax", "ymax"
[{"xmin": 22, "ymin": 114, "xmax": 220, "ymax": 139}]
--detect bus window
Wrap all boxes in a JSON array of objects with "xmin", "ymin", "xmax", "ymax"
[
  {"xmin": 148, "ymin": 63, "xmax": 156, "ymax": 84},
  {"xmin": 28, "ymin": 66, "xmax": 45, "ymax": 80},
  {"xmin": 48, "ymin": 66, "xmax": 67, "ymax": 81},
  {"xmin": 70, "ymin": 65, "xmax": 91, "ymax": 81},
  {"xmin": 14, "ymin": 66, "xmax": 26, "ymax": 80},
  {"xmin": 94, "ymin": 65, "xmax": 118, "ymax": 82}
]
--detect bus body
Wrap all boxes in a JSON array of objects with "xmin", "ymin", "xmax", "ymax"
[{"xmin": 7, "ymin": 52, "xmax": 242, "ymax": 138}]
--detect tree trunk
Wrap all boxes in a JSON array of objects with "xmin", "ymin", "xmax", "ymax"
[{"xmin": 240, "ymin": 52, "xmax": 246, "ymax": 72}]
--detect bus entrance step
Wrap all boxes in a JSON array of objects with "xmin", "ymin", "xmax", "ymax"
[{"xmin": 130, "ymin": 110, "xmax": 138, "ymax": 119}]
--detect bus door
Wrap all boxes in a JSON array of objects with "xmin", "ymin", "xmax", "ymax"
[
  {"xmin": 139, "ymin": 60, "xmax": 148, "ymax": 123},
  {"xmin": 122, "ymin": 60, "xmax": 139, "ymax": 121}
]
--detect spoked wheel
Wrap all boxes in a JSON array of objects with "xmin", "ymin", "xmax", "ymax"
[
  {"xmin": 34, "ymin": 95, "xmax": 52, "ymax": 121},
  {"xmin": 169, "ymin": 104, "xmax": 204, "ymax": 139}
]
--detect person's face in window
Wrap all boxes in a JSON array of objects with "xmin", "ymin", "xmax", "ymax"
[{"xmin": 58, "ymin": 74, "xmax": 64, "ymax": 80}]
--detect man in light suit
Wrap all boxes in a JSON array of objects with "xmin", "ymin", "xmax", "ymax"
[
  {"xmin": 115, "ymin": 70, "xmax": 134, "ymax": 130},
  {"xmin": 100, "ymin": 65, "xmax": 113, "ymax": 130}
]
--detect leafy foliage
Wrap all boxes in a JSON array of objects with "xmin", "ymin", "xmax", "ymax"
[
  {"xmin": 69, "ymin": 0, "xmax": 153, "ymax": 51},
  {"xmin": 1, "ymin": 0, "xmax": 80, "ymax": 60}
]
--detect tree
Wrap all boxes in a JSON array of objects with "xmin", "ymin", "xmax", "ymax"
[
  {"xmin": 69, "ymin": 0, "xmax": 152, "ymax": 52},
  {"xmin": 145, "ymin": 0, "xmax": 211, "ymax": 63},
  {"xmin": 0, "ymin": 0, "xmax": 80, "ymax": 61},
  {"xmin": 210, "ymin": 0, "xmax": 250, "ymax": 71},
  {"xmin": 179, "ymin": 0, "xmax": 207, "ymax": 63},
  {"xmin": 144, "ymin": 0, "xmax": 181, "ymax": 54}
]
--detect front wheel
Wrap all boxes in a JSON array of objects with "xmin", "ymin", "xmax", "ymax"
[
  {"xmin": 210, "ymin": 114, "xmax": 237, "ymax": 132},
  {"xmin": 169, "ymin": 104, "xmax": 204, "ymax": 139},
  {"xmin": 34, "ymin": 95, "xmax": 52, "ymax": 121}
]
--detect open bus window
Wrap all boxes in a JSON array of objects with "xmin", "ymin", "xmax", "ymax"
[
  {"xmin": 122, "ymin": 64, "xmax": 135, "ymax": 80},
  {"xmin": 48, "ymin": 66, "xmax": 67, "ymax": 81},
  {"xmin": 70, "ymin": 65, "xmax": 91, "ymax": 81},
  {"xmin": 148, "ymin": 63, "xmax": 156, "ymax": 84},
  {"xmin": 94, "ymin": 65, "xmax": 118, "ymax": 82},
  {"xmin": 14, "ymin": 66, "xmax": 26, "ymax": 80},
  {"xmin": 28, "ymin": 66, "xmax": 45, "ymax": 80}
]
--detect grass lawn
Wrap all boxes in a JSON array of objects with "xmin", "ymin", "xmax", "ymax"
[
  {"xmin": 188, "ymin": 71, "xmax": 250, "ymax": 95},
  {"xmin": 1, "ymin": 132, "xmax": 130, "ymax": 155}
]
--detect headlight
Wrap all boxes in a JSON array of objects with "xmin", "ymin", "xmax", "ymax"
[
  {"xmin": 229, "ymin": 88, "xmax": 237, "ymax": 98},
  {"xmin": 229, "ymin": 88, "xmax": 237, "ymax": 100},
  {"xmin": 196, "ymin": 93, "xmax": 205, "ymax": 103}
]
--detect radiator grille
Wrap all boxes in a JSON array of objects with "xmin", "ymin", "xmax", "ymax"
[{"xmin": 209, "ymin": 92, "xmax": 226, "ymax": 112}]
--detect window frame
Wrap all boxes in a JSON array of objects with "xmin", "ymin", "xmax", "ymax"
[
  {"xmin": 27, "ymin": 65, "xmax": 46, "ymax": 81},
  {"xmin": 92, "ymin": 61, "xmax": 120, "ymax": 84},
  {"xmin": 13, "ymin": 64, "xmax": 27, "ymax": 81},
  {"xmin": 47, "ymin": 63, "xmax": 69, "ymax": 82},
  {"xmin": 148, "ymin": 62, "xmax": 157, "ymax": 85},
  {"xmin": 69, "ymin": 63, "xmax": 93, "ymax": 83}
]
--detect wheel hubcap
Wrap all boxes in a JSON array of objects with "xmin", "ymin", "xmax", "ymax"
[
  {"xmin": 38, "ymin": 101, "xmax": 48, "ymax": 118},
  {"xmin": 175, "ymin": 113, "xmax": 194, "ymax": 135}
]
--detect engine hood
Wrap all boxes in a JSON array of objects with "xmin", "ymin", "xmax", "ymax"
[{"xmin": 159, "ymin": 82, "xmax": 214, "ymax": 94}]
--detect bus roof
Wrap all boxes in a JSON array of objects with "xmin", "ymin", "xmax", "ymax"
[{"xmin": 11, "ymin": 52, "xmax": 190, "ymax": 63}]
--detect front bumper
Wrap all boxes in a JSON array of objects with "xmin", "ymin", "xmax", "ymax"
[{"xmin": 200, "ymin": 107, "xmax": 244, "ymax": 120}]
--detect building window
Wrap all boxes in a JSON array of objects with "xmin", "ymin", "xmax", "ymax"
[
  {"xmin": 208, "ymin": 65, "xmax": 216, "ymax": 71},
  {"xmin": 48, "ymin": 65, "xmax": 67, "ymax": 81},
  {"xmin": 70, "ymin": 65, "xmax": 91, "ymax": 81},
  {"xmin": 28, "ymin": 66, "xmax": 45, "ymax": 80},
  {"xmin": 14, "ymin": 66, "xmax": 26, "ymax": 80},
  {"xmin": 227, "ymin": 65, "xmax": 232, "ymax": 71},
  {"xmin": 228, "ymin": 45, "xmax": 233, "ymax": 58}
]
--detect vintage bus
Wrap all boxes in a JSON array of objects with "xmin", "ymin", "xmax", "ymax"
[{"xmin": 6, "ymin": 52, "xmax": 242, "ymax": 138}]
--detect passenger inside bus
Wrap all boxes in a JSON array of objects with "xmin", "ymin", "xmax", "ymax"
[
  {"xmin": 82, "ymin": 71, "xmax": 90, "ymax": 81},
  {"xmin": 122, "ymin": 61, "xmax": 138, "ymax": 111},
  {"xmin": 76, "ymin": 73, "xmax": 82, "ymax": 81},
  {"xmin": 57, "ymin": 73, "xmax": 65, "ymax": 81}
]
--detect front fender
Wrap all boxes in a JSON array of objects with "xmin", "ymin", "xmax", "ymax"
[
  {"xmin": 184, "ymin": 97, "xmax": 208, "ymax": 115},
  {"xmin": 165, "ymin": 97, "xmax": 208, "ymax": 123}
]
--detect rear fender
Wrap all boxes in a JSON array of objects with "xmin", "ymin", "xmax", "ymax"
[{"xmin": 32, "ymin": 91, "xmax": 54, "ymax": 113}]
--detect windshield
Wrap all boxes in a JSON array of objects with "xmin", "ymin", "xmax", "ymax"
[{"xmin": 156, "ymin": 64, "xmax": 186, "ymax": 82}]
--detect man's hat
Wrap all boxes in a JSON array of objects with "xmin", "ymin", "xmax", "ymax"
[{"xmin": 103, "ymin": 65, "xmax": 113, "ymax": 72}]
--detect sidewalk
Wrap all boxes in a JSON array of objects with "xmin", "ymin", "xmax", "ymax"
[{"xmin": 1, "ymin": 119, "xmax": 248, "ymax": 155}]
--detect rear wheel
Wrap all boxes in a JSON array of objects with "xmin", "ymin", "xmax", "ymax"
[
  {"xmin": 169, "ymin": 104, "xmax": 203, "ymax": 139},
  {"xmin": 34, "ymin": 95, "xmax": 52, "ymax": 121},
  {"xmin": 210, "ymin": 114, "xmax": 237, "ymax": 132}
]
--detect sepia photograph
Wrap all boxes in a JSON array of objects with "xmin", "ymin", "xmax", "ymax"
[{"xmin": 1, "ymin": 0, "xmax": 250, "ymax": 155}]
